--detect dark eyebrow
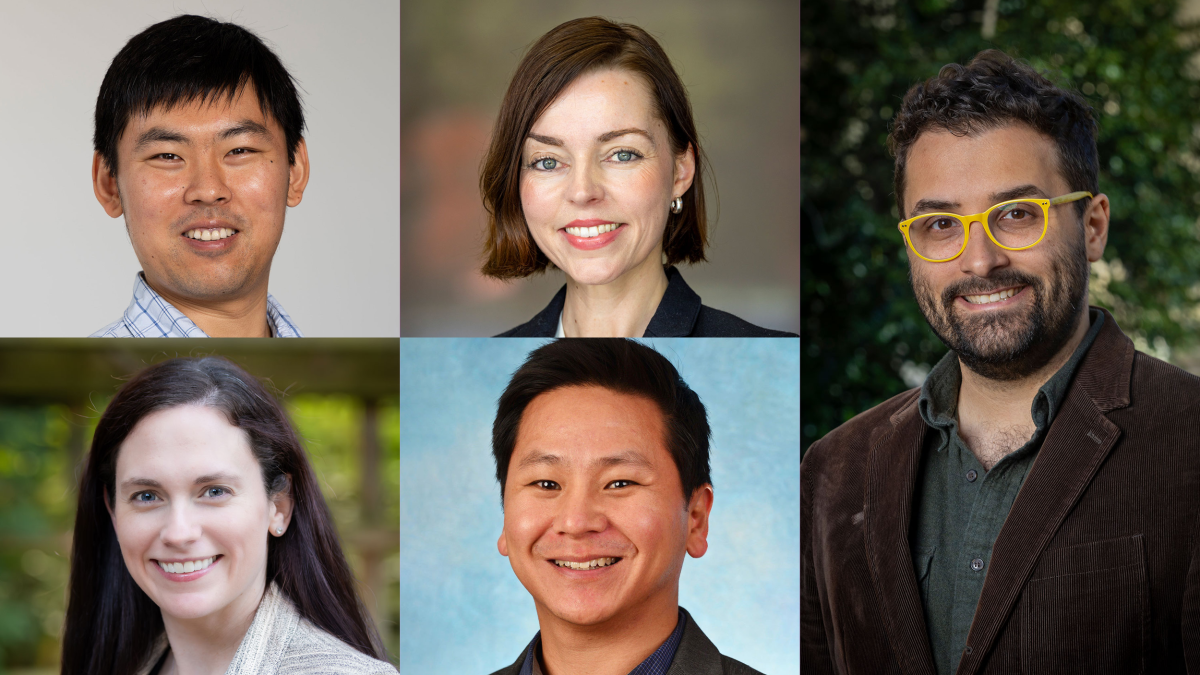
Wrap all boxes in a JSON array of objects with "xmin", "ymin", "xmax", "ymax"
[
  {"xmin": 526, "ymin": 128, "xmax": 656, "ymax": 148},
  {"xmin": 990, "ymin": 184, "xmax": 1048, "ymax": 203},
  {"xmin": 119, "ymin": 472, "xmax": 241, "ymax": 492},
  {"xmin": 133, "ymin": 127, "xmax": 189, "ymax": 151},
  {"xmin": 909, "ymin": 185, "xmax": 1050, "ymax": 217},
  {"xmin": 516, "ymin": 450, "xmax": 654, "ymax": 471},
  {"xmin": 217, "ymin": 119, "xmax": 272, "ymax": 142}
]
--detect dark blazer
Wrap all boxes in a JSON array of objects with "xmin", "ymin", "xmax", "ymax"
[
  {"xmin": 802, "ymin": 308, "xmax": 1200, "ymax": 674},
  {"xmin": 495, "ymin": 266, "xmax": 797, "ymax": 337},
  {"xmin": 488, "ymin": 608, "xmax": 765, "ymax": 675}
]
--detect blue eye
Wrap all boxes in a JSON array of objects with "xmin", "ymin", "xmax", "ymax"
[
  {"xmin": 133, "ymin": 491, "xmax": 157, "ymax": 503},
  {"xmin": 206, "ymin": 487, "xmax": 228, "ymax": 498},
  {"xmin": 531, "ymin": 158, "xmax": 558, "ymax": 171},
  {"xmin": 615, "ymin": 151, "xmax": 634, "ymax": 161}
]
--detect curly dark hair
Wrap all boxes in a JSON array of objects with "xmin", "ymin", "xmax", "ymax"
[{"xmin": 888, "ymin": 49, "xmax": 1098, "ymax": 220}]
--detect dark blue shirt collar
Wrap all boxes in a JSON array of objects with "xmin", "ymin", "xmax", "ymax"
[{"xmin": 518, "ymin": 608, "xmax": 687, "ymax": 675}]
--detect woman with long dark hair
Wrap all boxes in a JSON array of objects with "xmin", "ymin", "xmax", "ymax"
[{"xmin": 60, "ymin": 356, "xmax": 397, "ymax": 674}]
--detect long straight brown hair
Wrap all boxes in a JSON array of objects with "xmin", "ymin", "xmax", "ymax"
[{"xmin": 61, "ymin": 356, "xmax": 386, "ymax": 674}]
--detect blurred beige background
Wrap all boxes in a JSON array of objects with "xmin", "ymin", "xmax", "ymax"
[{"xmin": 401, "ymin": 0, "xmax": 799, "ymax": 336}]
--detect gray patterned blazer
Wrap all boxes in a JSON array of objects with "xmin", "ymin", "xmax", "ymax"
[{"xmin": 135, "ymin": 583, "xmax": 397, "ymax": 674}]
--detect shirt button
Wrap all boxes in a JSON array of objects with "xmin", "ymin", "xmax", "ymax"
[
  {"xmin": 966, "ymin": 469, "xmax": 978, "ymax": 482},
  {"xmin": 971, "ymin": 558, "xmax": 985, "ymax": 572},
  {"xmin": 964, "ymin": 645, "xmax": 974, "ymax": 655}
]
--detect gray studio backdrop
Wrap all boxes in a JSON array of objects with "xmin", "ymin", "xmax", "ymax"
[
  {"xmin": 400, "ymin": 338, "xmax": 800, "ymax": 674},
  {"xmin": 0, "ymin": 0, "xmax": 398, "ymax": 337},
  {"xmin": 401, "ymin": 0, "xmax": 800, "ymax": 335}
]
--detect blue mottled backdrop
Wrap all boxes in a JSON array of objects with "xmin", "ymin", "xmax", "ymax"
[{"xmin": 400, "ymin": 338, "xmax": 799, "ymax": 674}]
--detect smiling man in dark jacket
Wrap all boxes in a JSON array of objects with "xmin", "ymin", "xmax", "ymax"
[{"xmin": 802, "ymin": 50, "xmax": 1200, "ymax": 674}]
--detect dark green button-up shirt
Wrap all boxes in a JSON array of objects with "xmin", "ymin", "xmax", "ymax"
[{"xmin": 910, "ymin": 308, "xmax": 1104, "ymax": 675}]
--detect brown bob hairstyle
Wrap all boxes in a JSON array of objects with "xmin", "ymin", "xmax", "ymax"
[{"xmin": 480, "ymin": 17, "xmax": 709, "ymax": 279}]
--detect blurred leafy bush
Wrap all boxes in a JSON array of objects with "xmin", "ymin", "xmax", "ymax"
[{"xmin": 802, "ymin": 0, "xmax": 1200, "ymax": 448}]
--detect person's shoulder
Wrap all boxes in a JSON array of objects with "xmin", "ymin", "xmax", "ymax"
[
  {"xmin": 692, "ymin": 305, "xmax": 797, "ymax": 337},
  {"xmin": 1129, "ymin": 350, "xmax": 1200, "ymax": 407},
  {"xmin": 279, "ymin": 617, "xmax": 398, "ymax": 674},
  {"xmin": 719, "ymin": 654, "xmax": 767, "ymax": 675},
  {"xmin": 90, "ymin": 319, "xmax": 133, "ymax": 338},
  {"xmin": 805, "ymin": 386, "xmax": 921, "ymax": 464}
]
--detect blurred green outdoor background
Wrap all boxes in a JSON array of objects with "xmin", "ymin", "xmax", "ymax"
[
  {"xmin": 802, "ymin": 0, "xmax": 1200, "ymax": 449},
  {"xmin": 402, "ymin": 0, "xmax": 799, "ymax": 336},
  {"xmin": 0, "ymin": 340, "xmax": 399, "ymax": 672}
]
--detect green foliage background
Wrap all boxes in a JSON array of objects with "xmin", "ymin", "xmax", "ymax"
[
  {"xmin": 801, "ymin": 0, "xmax": 1200, "ymax": 447},
  {"xmin": 0, "ymin": 395, "xmax": 400, "ymax": 672}
]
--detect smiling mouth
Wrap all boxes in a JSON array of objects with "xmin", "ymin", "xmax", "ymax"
[
  {"xmin": 156, "ymin": 555, "xmax": 220, "ymax": 574},
  {"xmin": 183, "ymin": 227, "xmax": 238, "ymax": 241},
  {"xmin": 963, "ymin": 285, "xmax": 1024, "ymax": 305},
  {"xmin": 552, "ymin": 557, "xmax": 621, "ymax": 570},
  {"xmin": 563, "ymin": 223, "xmax": 620, "ymax": 238}
]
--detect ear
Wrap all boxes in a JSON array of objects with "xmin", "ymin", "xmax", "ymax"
[
  {"xmin": 104, "ymin": 485, "xmax": 116, "ymax": 523},
  {"xmin": 497, "ymin": 529, "xmax": 509, "ymax": 557},
  {"xmin": 684, "ymin": 484, "xmax": 714, "ymax": 558},
  {"xmin": 286, "ymin": 138, "xmax": 311, "ymax": 208},
  {"xmin": 1083, "ymin": 192, "xmax": 1110, "ymax": 263},
  {"xmin": 268, "ymin": 474, "xmax": 295, "ymax": 537},
  {"xmin": 671, "ymin": 143, "xmax": 696, "ymax": 203},
  {"xmin": 93, "ymin": 152, "xmax": 124, "ymax": 218}
]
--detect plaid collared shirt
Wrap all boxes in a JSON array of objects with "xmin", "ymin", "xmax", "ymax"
[
  {"xmin": 519, "ymin": 608, "xmax": 686, "ymax": 675},
  {"xmin": 90, "ymin": 273, "xmax": 303, "ymax": 338}
]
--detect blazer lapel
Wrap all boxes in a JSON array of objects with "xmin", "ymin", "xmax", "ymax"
[
  {"xmin": 955, "ymin": 312, "xmax": 1133, "ymax": 675},
  {"xmin": 864, "ymin": 397, "xmax": 938, "ymax": 675}
]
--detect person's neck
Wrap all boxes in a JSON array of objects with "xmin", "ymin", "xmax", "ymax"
[
  {"xmin": 535, "ymin": 593, "xmax": 679, "ymax": 675},
  {"xmin": 147, "ymin": 274, "xmax": 272, "ymax": 338},
  {"xmin": 158, "ymin": 578, "xmax": 266, "ymax": 675},
  {"xmin": 955, "ymin": 308, "xmax": 1092, "ymax": 468},
  {"xmin": 561, "ymin": 254, "xmax": 669, "ymax": 338}
]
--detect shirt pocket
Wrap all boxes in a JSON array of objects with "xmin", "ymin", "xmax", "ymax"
[{"xmin": 1019, "ymin": 534, "xmax": 1149, "ymax": 675}]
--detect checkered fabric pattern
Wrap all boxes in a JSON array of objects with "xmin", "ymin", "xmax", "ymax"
[
  {"xmin": 521, "ymin": 609, "xmax": 686, "ymax": 675},
  {"xmin": 91, "ymin": 273, "xmax": 303, "ymax": 338}
]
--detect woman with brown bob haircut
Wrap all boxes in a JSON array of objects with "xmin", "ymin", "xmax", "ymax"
[{"xmin": 482, "ymin": 17, "xmax": 795, "ymax": 337}]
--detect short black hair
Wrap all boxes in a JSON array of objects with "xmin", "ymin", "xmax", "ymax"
[
  {"xmin": 889, "ymin": 49, "xmax": 1098, "ymax": 220},
  {"xmin": 94, "ymin": 14, "xmax": 305, "ymax": 176},
  {"xmin": 492, "ymin": 339, "xmax": 712, "ymax": 506}
]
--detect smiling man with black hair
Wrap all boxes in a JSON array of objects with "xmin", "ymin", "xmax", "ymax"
[
  {"xmin": 490, "ymin": 339, "xmax": 763, "ymax": 675},
  {"xmin": 90, "ymin": 14, "xmax": 309, "ymax": 338}
]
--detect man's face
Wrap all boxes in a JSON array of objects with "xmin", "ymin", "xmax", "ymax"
[
  {"xmin": 498, "ymin": 385, "xmax": 711, "ymax": 628},
  {"xmin": 93, "ymin": 84, "xmax": 308, "ymax": 303},
  {"xmin": 903, "ymin": 123, "xmax": 1106, "ymax": 380}
]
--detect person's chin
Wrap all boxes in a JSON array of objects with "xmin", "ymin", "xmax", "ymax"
[
  {"xmin": 544, "ymin": 596, "xmax": 624, "ymax": 627},
  {"xmin": 560, "ymin": 258, "xmax": 629, "ymax": 287}
]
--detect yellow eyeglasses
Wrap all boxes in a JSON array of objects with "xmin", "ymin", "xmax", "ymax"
[{"xmin": 897, "ymin": 191, "xmax": 1093, "ymax": 263}]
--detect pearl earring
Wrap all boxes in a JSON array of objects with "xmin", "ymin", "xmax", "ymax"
[{"xmin": 276, "ymin": 527, "xmax": 283, "ymax": 535}]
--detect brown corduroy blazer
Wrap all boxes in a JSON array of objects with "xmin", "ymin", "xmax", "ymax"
[{"xmin": 802, "ymin": 309, "xmax": 1200, "ymax": 674}]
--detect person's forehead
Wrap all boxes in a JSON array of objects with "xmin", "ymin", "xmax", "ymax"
[
  {"xmin": 512, "ymin": 386, "xmax": 668, "ymax": 465},
  {"xmin": 120, "ymin": 85, "xmax": 278, "ymax": 140},
  {"xmin": 905, "ymin": 123, "xmax": 1064, "ymax": 206},
  {"xmin": 529, "ymin": 68, "xmax": 663, "ymax": 137},
  {"xmin": 116, "ymin": 405, "xmax": 254, "ymax": 479}
]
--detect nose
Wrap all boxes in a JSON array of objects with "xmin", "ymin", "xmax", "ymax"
[
  {"xmin": 556, "ymin": 487, "xmax": 608, "ymax": 536},
  {"xmin": 160, "ymin": 503, "xmax": 202, "ymax": 548},
  {"xmin": 183, "ymin": 154, "xmax": 232, "ymax": 206},
  {"xmin": 957, "ymin": 217, "xmax": 1010, "ymax": 277},
  {"xmin": 567, "ymin": 160, "xmax": 604, "ymax": 206}
]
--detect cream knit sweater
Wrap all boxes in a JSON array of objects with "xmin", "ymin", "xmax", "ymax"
[{"xmin": 135, "ymin": 583, "xmax": 397, "ymax": 674}]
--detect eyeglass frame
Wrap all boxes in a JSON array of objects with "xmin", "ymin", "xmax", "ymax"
[{"xmin": 897, "ymin": 191, "xmax": 1094, "ymax": 263}]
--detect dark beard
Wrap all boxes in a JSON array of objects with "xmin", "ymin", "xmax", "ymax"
[{"xmin": 911, "ymin": 245, "xmax": 1089, "ymax": 381}]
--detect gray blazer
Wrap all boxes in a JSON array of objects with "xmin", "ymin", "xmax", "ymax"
[
  {"xmin": 489, "ymin": 607, "xmax": 765, "ymax": 675},
  {"xmin": 135, "ymin": 583, "xmax": 397, "ymax": 675}
]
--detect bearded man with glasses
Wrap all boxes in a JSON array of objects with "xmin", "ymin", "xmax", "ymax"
[{"xmin": 802, "ymin": 50, "xmax": 1200, "ymax": 674}]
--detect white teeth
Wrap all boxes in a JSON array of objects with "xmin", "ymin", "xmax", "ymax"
[
  {"xmin": 185, "ymin": 228, "xmax": 235, "ymax": 241},
  {"xmin": 965, "ymin": 286, "xmax": 1020, "ymax": 304},
  {"xmin": 156, "ymin": 556, "xmax": 215, "ymax": 574},
  {"xmin": 564, "ymin": 223, "xmax": 618, "ymax": 238},
  {"xmin": 554, "ymin": 557, "xmax": 619, "ymax": 570}
]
